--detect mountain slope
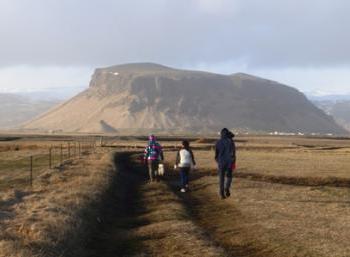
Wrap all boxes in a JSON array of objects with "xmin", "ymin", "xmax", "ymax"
[
  {"xmin": 23, "ymin": 63, "xmax": 346, "ymax": 134},
  {"xmin": 314, "ymin": 100, "xmax": 350, "ymax": 131}
]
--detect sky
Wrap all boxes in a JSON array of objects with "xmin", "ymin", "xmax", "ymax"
[{"xmin": 0, "ymin": 0, "xmax": 349, "ymax": 96}]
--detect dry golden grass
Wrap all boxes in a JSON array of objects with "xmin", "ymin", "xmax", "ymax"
[
  {"xmin": 164, "ymin": 136, "xmax": 350, "ymax": 179},
  {"xmin": 1, "ymin": 134, "xmax": 350, "ymax": 257},
  {"xmin": 132, "ymin": 182, "xmax": 225, "ymax": 257},
  {"xmin": 0, "ymin": 147, "xmax": 114, "ymax": 257},
  {"xmin": 238, "ymin": 149, "xmax": 350, "ymax": 178},
  {"xmin": 161, "ymin": 135, "xmax": 350, "ymax": 256},
  {"xmin": 0, "ymin": 140, "xmax": 96, "ymax": 190},
  {"xmin": 180, "ymin": 175, "xmax": 350, "ymax": 257},
  {"xmin": 85, "ymin": 153, "xmax": 226, "ymax": 257}
]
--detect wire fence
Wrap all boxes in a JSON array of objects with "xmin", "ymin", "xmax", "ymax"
[
  {"xmin": 1, "ymin": 136, "xmax": 211, "ymax": 191},
  {"xmin": 0, "ymin": 139, "xmax": 97, "ymax": 190}
]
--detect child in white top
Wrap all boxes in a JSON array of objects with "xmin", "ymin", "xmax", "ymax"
[{"xmin": 174, "ymin": 140, "xmax": 196, "ymax": 192}]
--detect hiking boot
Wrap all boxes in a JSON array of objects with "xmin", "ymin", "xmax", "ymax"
[
  {"xmin": 180, "ymin": 188, "xmax": 186, "ymax": 193},
  {"xmin": 220, "ymin": 193, "xmax": 226, "ymax": 199},
  {"xmin": 225, "ymin": 189, "xmax": 231, "ymax": 197}
]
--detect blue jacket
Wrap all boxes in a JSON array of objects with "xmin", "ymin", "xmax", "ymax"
[
  {"xmin": 215, "ymin": 129, "xmax": 236, "ymax": 167},
  {"xmin": 144, "ymin": 140, "xmax": 164, "ymax": 161}
]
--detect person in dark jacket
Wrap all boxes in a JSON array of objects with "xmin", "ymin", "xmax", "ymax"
[
  {"xmin": 144, "ymin": 135, "xmax": 164, "ymax": 182},
  {"xmin": 215, "ymin": 128, "xmax": 236, "ymax": 199}
]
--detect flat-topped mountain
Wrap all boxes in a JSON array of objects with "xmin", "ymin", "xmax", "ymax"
[{"xmin": 23, "ymin": 63, "xmax": 346, "ymax": 134}]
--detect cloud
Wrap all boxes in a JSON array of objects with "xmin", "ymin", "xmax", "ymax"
[
  {"xmin": 0, "ymin": 66, "xmax": 92, "ymax": 91},
  {"xmin": 184, "ymin": 61, "xmax": 350, "ymax": 94},
  {"xmin": 0, "ymin": 0, "xmax": 349, "ymax": 69},
  {"xmin": 251, "ymin": 67, "xmax": 350, "ymax": 94},
  {"xmin": 0, "ymin": 0, "xmax": 350, "ymax": 94},
  {"xmin": 193, "ymin": 0, "xmax": 233, "ymax": 14}
]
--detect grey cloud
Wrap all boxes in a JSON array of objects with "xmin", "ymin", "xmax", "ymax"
[{"xmin": 0, "ymin": 0, "xmax": 350, "ymax": 68}]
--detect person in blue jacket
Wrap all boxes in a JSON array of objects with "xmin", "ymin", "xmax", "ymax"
[
  {"xmin": 215, "ymin": 128, "xmax": 236, "ymax": 199},
  {"xmin": 144, "ymin": 135, "xmax": 164, "ymax": 182}
]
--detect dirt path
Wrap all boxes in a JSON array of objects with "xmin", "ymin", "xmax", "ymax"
[
  {"xmin": 164, "ymin": 172, "xmax": 278, "ymax": 257},
  {"xmin": 166, "ymin": 172, "xmax": 343, "ymax": 257},
  {"xmin": 83, "ymin": 152, "xmax": 309, "ymax": 257},
  {"xmin": 84, "ymin": 153, "xmax": 225, "ymax": 257}
]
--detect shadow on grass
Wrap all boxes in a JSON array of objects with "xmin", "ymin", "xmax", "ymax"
[
  {"xmin": 162, "ymin": 165, "xmax": 275, "ymax": 257},
  {"xmin": 196, "ymin": 166, "xmax": 350, "ymax": 189},
  {"xmin": 83, "ymin": 151, "xmax": 150, "ymax": 257},
  {"xmin": 233, "ymin": 171, "xmax": 350, "ymax": 188}
]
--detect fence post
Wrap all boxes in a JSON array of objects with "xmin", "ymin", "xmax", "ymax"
[
  {"xmin": 54, "ymin": 146, "xmax": 57, "ymax": 167},
  {"xmin": 30, "ymin": 156, "xmax": 33, "ymax": 187},
  {"xmin": 79, "ymin": 142, "xmax": 81, "ymax": 157},
  {"xmin": 68, "ymin": 142, "xmax": 71, "ymax": 159},
  {"xmin": 60, "ymin": 144, "xmax": 63, "ymax": 165},
  {"xmin": 49, "ymin": 147, "xmax": 52, "ymax": 168}
]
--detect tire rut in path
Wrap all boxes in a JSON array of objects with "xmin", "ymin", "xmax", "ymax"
[
  {"xmin": 84, "ymin": 152, "xmax": 146, "ymax": 257},
  {"xmin": 84, "ymin": 153, "xmax": 225, "ymax": 257}
]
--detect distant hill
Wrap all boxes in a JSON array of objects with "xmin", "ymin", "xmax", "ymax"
[
  {"xmin": 23, "ymin": 63, "xmax": 347, "ymax": 135},
  {"xmin": 314, "ymin": 100, "xmax": 350, "ymax": 131},
  {"xmin": 0, "ymin": 93, "xmax": 60, "ymax": 129},
  {"xmin": 306, "ymin": 93, "xmax": 350, "ymax": 102}
]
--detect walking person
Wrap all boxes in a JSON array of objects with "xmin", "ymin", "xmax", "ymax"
[
  {"xmin": 174, "ymin": 140, "xmax": 196, "ymax": 192},
  {"xmin": 215, "ymin": 128, "xmax": 236, "ymax": 199},
  {"xmin": 144, "ymin": 135, "xmax": 164, "ymax": 182}
]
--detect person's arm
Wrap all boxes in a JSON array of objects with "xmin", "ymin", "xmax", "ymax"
[
  {"xmin": 159, "ymin": 144, "xmax": 164, "ymax": 161},
  {"xmin": 190, "ymin": 149, "xmax": 196, "ymax": 166},
  {"xmin": 175, "ymin": 150, "xmax": 180, "ymax": 166},
  {"xmin": 215, "ymin": 141, "xmax": 219, "ymax": 162},
  {"xmin": 232, "ymin": 141, "xmax": 236, "ymax": 163},
  {"xmin": 144, "ymin": 146, "xmax": 149, "ymax": 163}
]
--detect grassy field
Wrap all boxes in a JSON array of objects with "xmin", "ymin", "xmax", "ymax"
[
  {"xmin": 1, "ymin": 134, "xmax": 350, "ymax": 257},
  {"xmin": 0, "ymin": 137, "xmax": 97, "ymax": 190},
  {"xmin": 163, "ymin": 135, "xmax": 350, "ymax": 256},
  {"xmin": 85, "ymin": 134, "xmax": 350, "ymax": 256},
  {"xmin": 164, "ymin": 135, "xmax": 350, "ymax": 179},
  {"xmin": 0, "ymin": 141, "xmax": 113, "ymax": 257}
]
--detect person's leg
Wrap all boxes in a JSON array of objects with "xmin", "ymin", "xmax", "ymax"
[
  {"xmin": 152, "ymin": 160, "xmax": 159, "ymax": 181},
  {"xmin": 179, "ymin": 167, "xmax": 187, "ymax": 192},
  {"xmin": 148, "ymin": 160, "xmax": 154, "ymax": 182},
  {"xmin": 184, "ymin": 167, "xmax": 189, "ymax": 188},
  {"xmin": 182, "ymin": 167, "xmax": 190, "ymax": 190},
  {"xmin": 180, "ymin": 168, "xmax": 185, "ymax": 188},
  {"xmin": 225, "ymin": 167, "xmax": 233, "ymax": 197},
  {"xmin": 218, "ymin": 166, "xmax": 225, "ymax": 198}
]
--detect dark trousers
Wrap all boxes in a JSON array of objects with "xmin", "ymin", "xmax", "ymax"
[
  {"xmin": 148, "ymin": 160, "xmax": 159, "ymax": 181},
  {"xmin": 218, "ymin": 163, "xmax": 233, "ymax": 195},
  {"xmin": 179, "ymin": 167, "xmax": 190, "ymax": 188}
]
